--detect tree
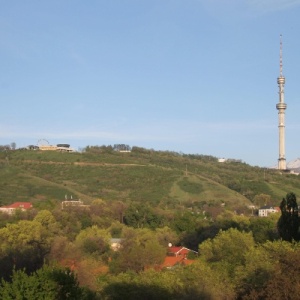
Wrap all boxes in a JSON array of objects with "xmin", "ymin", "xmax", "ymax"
[
  {"xmin": 0, "ymin": 266, "xmax": 89, "ymax": 300},
  {"xmin": 155, "ymin": 226, "xmax": 179, "ymax": 248},
  {"xmin": 0, "ymin": 220, "xmax": 50, "ymax": 280},
  {"xmin": 75, "ymin": 226, "xmax": 110, "ymax": 257},
  {"xmin": 277, "ymin": 192, "xmax": 299, "ymax": 241},
  {"xmin": 34, "ymin": 210, "xmax": 60, "ymax": 238},
  {"xmin": 235, "ymin": 241, "xmax": 279, "ymax": 298},
  {"xmin": 199, "ymin": 228, "xmax": 255, "ymax": 278},
  {"xmin": 110, "ymin": 228, "xmax": 165, "ymax": 273},
  {"xmin": 124, "ymin": 203, "xmax": 162, "ymax": 229},
  {"xmin": 250, "ymin": 213, "xmax": 279, "ymax": 243},
  {"xmin": 253, "ymin": 193, "xmax": 271, "ymax": 208},
  {"xmin": 256, "ymin": 250, "xmax": 300, "ymax": 299},
  {"xmin": 101, "ymin": 261, "xmax": 235, "ymax": 299},
  {"xmin": 0, "ymin": 268, "xmax": 56, "ymax": 300},
  {"xmin": 52, "ymin": 209, "xmax": 82, "ymax": 240},
  {"xmin": 170, "ymin": 211, "xmax": 197, "ymax": 234},
  {"xmin": 236, "ymin": 241, "xmax": 300, "ymax": 298}
]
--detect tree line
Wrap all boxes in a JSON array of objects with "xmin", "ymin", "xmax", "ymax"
[{"xmin": 0, "ymin": 192, "xmax": 299, "ymax": 299}]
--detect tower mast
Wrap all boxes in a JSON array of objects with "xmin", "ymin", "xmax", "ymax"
[{"xmin": 276, "ymin": 34, "xmax": 287, "ymax": 170}]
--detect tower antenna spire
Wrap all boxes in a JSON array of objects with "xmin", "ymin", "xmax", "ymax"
[
  {"xmin": 276, "ymin": 34, "xmax": 287, "ymax": 170},
  {"xmin": 280, "ymin": 34, "xmax": 283, "ymax": 77}
]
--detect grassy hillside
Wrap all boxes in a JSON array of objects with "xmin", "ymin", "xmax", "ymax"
[{"xmin": 1, "ymin": 147, "xmax": 300, "ymax": 210}]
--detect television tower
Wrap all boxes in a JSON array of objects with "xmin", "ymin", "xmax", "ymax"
[{"xmin": 276, "ymin": 34, "xmax": 287, "ymax": 170}]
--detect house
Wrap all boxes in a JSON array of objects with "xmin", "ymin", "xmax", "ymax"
[
  {"xmin": 61, "ymin": 196, "xmax": 90, "ymax": 210},
  {"xmin": 258, "ymin": 205, "xmax": 280, "ymax": 217},
  {"xmin": 167, "ymin": 246, "xmax": 198, "ymax": 258},
  {"xmin": 61, "ymin": 200, "xmax": 90, "ymax": 209},
  {"xmin": 161, "ymin": 256, "xmax": 195, "ymax": 269},
  {"xmin": 0, "ymin": 202, "xmax": 33, "ymax": 215},
  {"xmin": 160, "ymin": 245, "xmax": 198, "ymax": 269}
]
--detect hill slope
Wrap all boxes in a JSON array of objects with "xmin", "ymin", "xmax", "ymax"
[{"xmin": 1, "ymin": 147, "xmax": 300, "ymax": 210}]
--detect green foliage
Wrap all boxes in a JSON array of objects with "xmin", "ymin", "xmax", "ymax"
[
  {"xmin": 155, "ymin": 226, "xmax": 179, "ymax": 247},
  {"xmin": 34, "ymin": 210, "xmax": 60, "ymax": 237},
  {"xmin": 277, "ymin": 192, "xmax": 299, "ymax": 241},
  {"xmin": 199, "ymin": 228, "xmax": 255, "ymax": 278},
  {"xmin": 170, "ymin": 211, "xmax": 198, "ymax": 234},
  {"xmin": 124, "ymin": 203, "xmax": 163, "ymax": 229},
  {"xmin": 99, "ymin": 271, "xmax": 174, "ymax": 300},
  {"xmin": 0, "ymin": 220, "xmax": 52, "ymax": 280},
  {"xmin": 235, "ymin": 240, "xmax": 300, "ymax": 298},
  {"xmin": 0, "ymin": 266, "xmax": 89, "ymax": 300},
  {"xmin": 3, "ymin": 146, "xmax": 300, "ymax": 209},
  {"xmin": 110, "ymin": 228, "xmax": 166, "ymax": 273},
  {"xmin": 3, "ymin": 147, "xmax": 300, "ymax": 298},
  {"xmin": 253, "ymin": 193, "xmax": 271, "ymax": 207},
  {"xmin": 48, "ymin": 267, "xmax": 83, "ymax": 300},
  {"xmin": 0, "ymin": 268, "xmax": 57, "ymax": 300},
  {"xmin": 75, "ymin": 226, "xmax": 111, "ymax": 257},
  {"xmin": 226, "ymin": 179, "xmax": 274, "ymax": 201},
  {"xmin": 2, "ymin": 200, "xmax": 300, "ymax": 298},
  {"xmin": 235, "ymin": 244, "xmax": 277, "ymax": 297},
  {"xmin": 250, "ymin": 214, "xmax": 279, "ymax": 243},
  {"xmin": 52, "ymin": 209, "xmax": 87, "ymax": 240},
  {"xmin": 177, "ymin": 177, "xmax": 203, "ymax": 194},
  {"xmin": 100, "ymin": 261, "xmax": 235, "ymax": 300},
  {"xmin": 254, "ymin": 250, "xmax": 300, "ymax": 299},
  {"xmin": 216, "ymin": 211, "xmax": 250, "ymax": 231}
]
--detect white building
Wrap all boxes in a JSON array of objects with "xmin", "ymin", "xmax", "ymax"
[
  {"xmin": 258, "ymin": 205, "xmax": 280, "ymax": 217},
  {"xmin": 0, "ymin": 202, "xmax": 32, "ymax": 215}
]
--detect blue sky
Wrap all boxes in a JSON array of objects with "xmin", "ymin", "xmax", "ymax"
[{"xmin": 1, "ymin": 0, "xmax": 300, "ymax": 167}]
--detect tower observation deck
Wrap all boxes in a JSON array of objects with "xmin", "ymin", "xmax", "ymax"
[{"xmin": 276, "ymin": 35, "xmax": 287, "ymax": 170}]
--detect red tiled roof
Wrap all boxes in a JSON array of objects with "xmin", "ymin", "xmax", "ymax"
[
  {"xmin": 160, "ymin": 256, "xmax": 195, "ymax": 269},
  {"xmin": 1, "ymin": 202, "xmax": 32, "ymax": 209},
  {"xmin": 167, "ymin": 246, "xmax": 191, "ymax": 256},
  {"xmin": 161, "ymin": 256, "xmax": 183, "ymax": 268},
  {"xmin": 168, "ymin": 246, "xmax": 182, "ymax": 253}
]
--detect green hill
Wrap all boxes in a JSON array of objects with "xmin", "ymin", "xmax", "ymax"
[{"xmin": 1, "ymin": 146, "xmax": 300, "ymax": 211}]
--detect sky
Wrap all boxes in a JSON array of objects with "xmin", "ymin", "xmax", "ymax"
[{"xmin": 1, "ymin": 0, "xmax": 300, "ymax": 167}]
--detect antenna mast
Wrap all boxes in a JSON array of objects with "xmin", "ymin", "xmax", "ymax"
[
  {"xmin": 279, "ymin": 34, "xmax": 283, "ymax": 77},
  {"xmin": 276, "ymin": 34, "xmax": 287, "ymax": 170}
]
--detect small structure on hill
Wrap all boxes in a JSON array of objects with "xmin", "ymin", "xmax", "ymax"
[
  {"xmin": 218, "ymin": 158, "xmax": 243, "ymax": 163},
  {"xmin": 258, "ymin": 205, "xmax": 280, "ymax": 217},
  {"xmin": 35, "ymin": 139, "xmax": 75, "ymax": 152},
  {"xmin": 61, "ymin": 196, "xmax": 89, "ymax": 210},
  {"xmin": 0, "ymin": 202, "xmax": 33, "ymax": 215},
  {"xmin": 56, "ymin": 144, "xmax": 75, "ymax": 152}
]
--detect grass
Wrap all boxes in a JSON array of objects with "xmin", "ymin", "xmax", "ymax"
[{"xmin": 0, "ymin": 149, "xmax": 300, "ymax": 210}]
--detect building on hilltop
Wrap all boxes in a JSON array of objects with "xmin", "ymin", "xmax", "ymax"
[
  {"xmin": 218, "ymin": 158, "xmax": 243, "ymax": 163},
  {"xmin": 39, "ymin": 144, "xmax": 75, "ymax": 152},
  {"xmin": 34, "ymin": 139, "xmax": 75, "ymax": 152},
  {"xmin": 56, "ymin": 144, "xmax": 75, "ymax": 152}
]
